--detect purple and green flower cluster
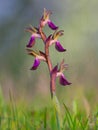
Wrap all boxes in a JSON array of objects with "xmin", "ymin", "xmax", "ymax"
[{"xmin": 26, "ymin": 8, "xmax": 71, "ymax": 96}]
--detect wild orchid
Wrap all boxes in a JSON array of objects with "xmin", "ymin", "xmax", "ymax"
[
  {"xmin": 46, "ymin": 30, "xmax": 66, "ymax": 52},
  {"xmin": 25, "ymin": 8, "xmax": 71, "ymax": 128},
  {"xmin": 40, "ymin": 8, "xmax": 58, "ymax": 30},
  {"xmin": 26, "ymin": 26, "xmax": 41, "ymax": 48}
]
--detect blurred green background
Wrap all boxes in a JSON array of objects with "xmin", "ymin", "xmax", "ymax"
[{"xmin": 0, "ymin": 0, "xmax": 98, "ymax": 109}]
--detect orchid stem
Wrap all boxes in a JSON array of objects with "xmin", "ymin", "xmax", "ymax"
[{"xmin": 39, "ymin": 27, "xmax": 55, "ymax": 98}]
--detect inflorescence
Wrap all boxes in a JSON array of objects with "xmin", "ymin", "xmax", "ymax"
[{"xmin": 26, "ymin": 8, "xmax": 71, "ymax": 98}]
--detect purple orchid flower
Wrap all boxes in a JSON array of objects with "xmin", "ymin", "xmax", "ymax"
[
  {"xmin": 25, "ymin": 26, "xmax": 41, "ymax": 48},
  {"xmin": 46, "ymin": 30, "xmax": 66, "ymax": 52},
  {"xmin": 51, "ymin": 63, "xmax": 71, "ymax": 86},
  {"xmin": 27, "ymin": 34, "xmax": 40, "ymax": 48},
  {"xmin": 40, "ymin": 8, "xmax": 58, "ymax": 30},
  {"xmin": 27, "ymin": 49, "xmax": 46, "ymax": 70}
]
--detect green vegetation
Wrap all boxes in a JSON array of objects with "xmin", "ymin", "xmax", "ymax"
[{"xmin": 0, "ymin": 88, "xmax": 98, "ymax": 130}]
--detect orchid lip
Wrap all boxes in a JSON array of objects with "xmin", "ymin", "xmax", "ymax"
[
  {"xmin": 31, "ymin": 58, "xmax": 40, "ymax": 70},
  {"xmin": 26, "ymin": 35, "xmax": 35, "ymax": 48},
  {"xmin": 55, "ymin": 41, "xmax": 66, "ymax": 52},
  {"xmin": 48, "ymin": 20, "xmax": 58, "ymax": 30},
  {"xmin": 26, "ymin": 33, "xmax": 41, "ymax": 48},
  {"xmin": 51, "ymin": 65, "xmax": 71, "ymax": 86},
  {"xmin": 60, "ymin": 74, "xmax": 71, "ymax": 86}
]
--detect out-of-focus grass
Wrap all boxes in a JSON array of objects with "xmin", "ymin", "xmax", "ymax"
[{"xmin": 0, "ymin": 86, "xmax": 98, "ymax": 130}]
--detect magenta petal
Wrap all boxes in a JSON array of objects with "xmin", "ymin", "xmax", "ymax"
[
  {"xmin": 60, "ymin": 74, "xmax": 71, "ymax": 86},
  {"xmin": 26, "ymin": 35, "xmax": 35, "ymax": 48},
  {"xmin": 55, "ymin": 41, "xmax": 66, "ymax": 52},
  {"xmin": 48, "ymin": 20, "xmax": 58, "ymax": 30},
  {"xmin": 31, "ymin": 58, "xmax": 40, "ymax": 70}
]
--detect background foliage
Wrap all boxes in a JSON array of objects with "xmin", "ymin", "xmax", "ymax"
[{"xmin": 0, "ymin": 0, "xmax": 98, "ymax": 110}]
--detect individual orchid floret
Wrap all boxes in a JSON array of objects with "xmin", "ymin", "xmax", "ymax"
[
  {"xmin": 40, "ymin": 8, "xmax": 58, "ymax": 30},
  {"xmin": 57, "ymin": 59, "xmax": 71, "ymax": 85},
  {"xmin": 27, "ymin": 49, "xmax": 46, "ymax": 70},
  {"xmin": 51, "ymin": 60, "xmax": 71, "ymax": 86},
  {"xmin": 26, "ymin": 25, "xmax": 41, "ymax": 48},
  {"xmin": 46, "ymin": 30, "xmax": 66, "ymax": 52}
]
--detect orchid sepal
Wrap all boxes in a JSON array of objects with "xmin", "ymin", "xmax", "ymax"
[{"xmin": 26, "ymin": 49, "xmax": 46, "ymax": 61}]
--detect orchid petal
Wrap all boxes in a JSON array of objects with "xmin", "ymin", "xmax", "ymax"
[
  {"xmin": 55, "ymin": 41, "xmax": 66, "ymax": 52},
  {"xmin": 48, "ymin": 20, "xmax": 58, "ymax": 30},
  {"xmin": 31, "ymin": 58, "xmax": 40, "ymax": 70},
  {"xmin": 26, "ymin": 35, "xmax": 35, "ymax": 48},
  {"xmin": 25, "ymin": 26, "xmax": 38, "ymax": 34},
  {"xmin": 60, "ymin": 74, "xmax": 71, "ymax": 86},
  {"xmin": 52, "ymin": 30, "xmax": 64, "ymax": 40}
]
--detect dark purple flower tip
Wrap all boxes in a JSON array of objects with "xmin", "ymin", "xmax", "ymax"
[
  {"xmin": 31, "ymin": 58, "xmax": 40, "ymax": 70},
  {"xmin": 48, "ymin": 20, "xmax": 58, "ymax": 30},
  {"xmin": 60, "ymin": 74, "xmax": 71, "ymax": 86},
  {"xmin": 26, "ymin": 35, "xmax": 35, "ymax": 48},
  {"xmin": 55, "ymin": 41, "xmax": 66, "ymax": 52}
]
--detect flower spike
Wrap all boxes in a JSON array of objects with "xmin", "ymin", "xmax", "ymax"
[{"xmin": 25, "ymin": 8, "xmax": 71, "ymax": 100}]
